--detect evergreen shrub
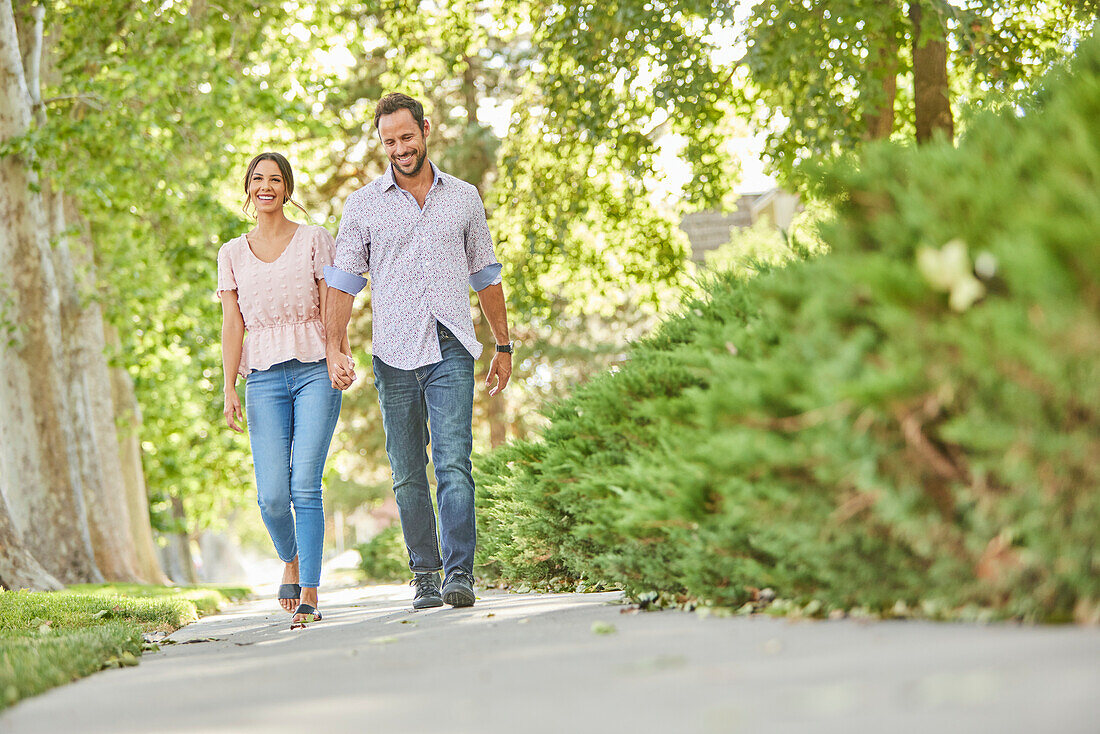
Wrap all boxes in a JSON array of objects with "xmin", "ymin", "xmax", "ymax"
[
  {"xmin": 473, "ymin": 33, "xmax": 1100, "ymax": 622},
  {"xmin": 355, "ymin": 525, "xmax": 410, "ymax": 583}
]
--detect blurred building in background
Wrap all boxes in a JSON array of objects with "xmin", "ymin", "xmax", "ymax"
[{"xmin": 680, "ymin": 188, "xmax": 801, "ymax": 263}]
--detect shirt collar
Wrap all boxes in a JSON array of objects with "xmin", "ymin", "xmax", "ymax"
[{"xmin": 382, "ymin": 160, "xmax": 444, "ymax": 191}]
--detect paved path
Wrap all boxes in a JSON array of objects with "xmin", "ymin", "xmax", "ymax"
[{"xmin": 3, "ymin": 584, "xmax": 1098, "ymax": 733}]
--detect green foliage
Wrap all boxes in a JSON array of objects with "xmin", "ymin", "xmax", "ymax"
[
  {"xmin": 474, "ymin": 34, "xmax": 1100, "ymax": 622},
  {"xmin": 277, "ymin": 0, "xmax": 528, "ymax": 481},
  {"xmin": 324, "ymin": 474, "xmax": 391, "ymax": 517},
  {"xmin": 521, "ymin": 0, "xmax": 737, "ymax": 207},
  {"xmin": 703, "ymin": 206, "xmax": 831, "ymax": 278},
  {"xmin": 743, "ymin": 0, "xmax": 906, "ymax": 180},
  {"xmin": 493, "ymin": 0, "xmax": 731, "ymax": 329},
  {"xmin": 355, "ymin": 525, "xmax": 410, "ymax": 583},
  {"xmin": 29, "ymin": 0, "xmax": 1092, "ymax": 557},
  {"xmin": 742, "ymin": 1, "xmax": 1096, "ymax": 186},
  {"xmin": 270, "ymin": 1, "xmax": 705, "ymax": 474},
  {"xmin": 35, "ymin": 1, "xmax": 309, "ymax": 533},
  {"xmin": 0, "ymin": 583, "xmax": 244, "ymax": 709}
]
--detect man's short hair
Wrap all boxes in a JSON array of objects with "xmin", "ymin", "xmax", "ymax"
[{"xmin": 374, "ymin": 93, "xmax": 425, "ymax": 131}]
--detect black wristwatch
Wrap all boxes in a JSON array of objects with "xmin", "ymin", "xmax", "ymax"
[{"xmin": 495, "ymin": 342, "xmax": 514, "ymax": 354}]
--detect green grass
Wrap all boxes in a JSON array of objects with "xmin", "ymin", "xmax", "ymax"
[
  {"xmin": 64, "ymin": 583, "xmax": 250, "ymax": 617},
  {"xmin": 0, "ymin": 584, "xmax": 249, "ymax": 710}
]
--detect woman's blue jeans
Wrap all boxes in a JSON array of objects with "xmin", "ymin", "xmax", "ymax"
[
  {"xmin": 373, "ymin": 322, "xmax": 476, "ymax": 580},
  {"xmin": 245, "ymin": 358, "xmax": 341, "ymax": 588}
]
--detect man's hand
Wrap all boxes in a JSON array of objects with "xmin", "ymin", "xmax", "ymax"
[
  {"xmin": 224, "ymin": 387, "xmax": 245, "ymax": 433},
  {"xmin": 486, "ymin": 351, "xmax": 512, "ymax": 396},
  {"xmin": 328, "ymin": 349, "xmax": 357, "ymax": 390}
]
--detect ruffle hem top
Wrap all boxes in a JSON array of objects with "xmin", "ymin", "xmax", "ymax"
[{"xmin": 216, "ymin": 223, "xmax": 336, "ymax": 377}]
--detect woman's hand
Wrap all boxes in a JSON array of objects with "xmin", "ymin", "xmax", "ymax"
[
  {"xmin": 224, "ymin": 387, "xmax": 245, "ymax": 433},
  {"xmin": 327, "ymin": 349, "xmax": 356, "ymax": 390}
]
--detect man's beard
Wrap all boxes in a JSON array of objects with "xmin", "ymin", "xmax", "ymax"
[{"xmin": 393, "ymin": 147, "xmax": 427, "ymax": 177}]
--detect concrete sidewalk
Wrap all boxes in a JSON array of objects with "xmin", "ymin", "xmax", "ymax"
[{"xmin": 2, "ymin": 583, "xmax": 1098, "ymax": 733}]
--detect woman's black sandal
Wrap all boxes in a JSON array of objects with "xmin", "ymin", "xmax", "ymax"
[
  {"xmin": 278, "ymin": 583, "xmax": 301, "ymax": 611},
  {"xmin": 290, "ymin": 603, "xmax": 322, "ymax": 629}
]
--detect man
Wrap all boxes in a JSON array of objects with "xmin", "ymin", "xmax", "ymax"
[{"xmin": 323, "ymin": 92, "xmax": 512, "ymax": 610}]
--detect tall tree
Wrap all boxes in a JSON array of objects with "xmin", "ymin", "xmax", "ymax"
[
  {"xmin": 47, "ymin": 188, "xmax": 146, "ymax": 581},
  {"xmin": 0, "ymin": 492, "xmax": 61, "ymax": 590},
  {"xmin": 0, "ymin": 0, "xmax": 102, "ymax": 585},
  {"xmin": 864, "ymin": 4, "xmax": 903, "ymax": 141},
  {"xmin": 2, "ymin": 0, "xmax": 300, "ymax": 585},
  {"xmin": 105, "ymin": 324, "xmax": 167, "ymax": 583},
  {"xmin": 41, "ymin": 0, "xmax": 305, "ymax": 579},
  {"xmin": 744, "ymin": 0, "xmax": 1095, "ymax": 183},
  {"xmin": 909, "ymin": 0, "xmax": 954, "ymax": 141}
]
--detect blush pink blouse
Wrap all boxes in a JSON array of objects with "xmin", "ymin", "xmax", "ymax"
[{"xmin": 216, "ymin": 224, "xmax": 335, "ymax": 377}]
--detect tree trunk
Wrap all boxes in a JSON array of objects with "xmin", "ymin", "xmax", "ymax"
[
  {"xmin": 0, "ymin": 492, "xmax": 62, "ymax": 590},
  {"xmin": 106, "ymin": 324, "xmax": 170, "ymax": 584},
  {"xmin": 158, "ymin": 496, "xmax": 198, "ymax": 584},
  {"xmin": 0, "ymin": 0, "xmax": 101, "ymax": 584},
  {"xmin": 909, "ymin": 0, "xmax": 954, "ymax": 143},
  {"xmin": 52, "ymin": 197, "xmax": 147, "ymax": 582},
  {"xmin": 863, "ymin": 24, "xmax": 898, "ymax": 140}
]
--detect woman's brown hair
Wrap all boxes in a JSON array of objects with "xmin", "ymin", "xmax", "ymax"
[{"xmin": 241, "ymin": 151, "xmax": 310, "ymax": 220}]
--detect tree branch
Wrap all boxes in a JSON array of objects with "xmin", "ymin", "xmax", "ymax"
[
  {"xmin": 42, "ymin": 93, "xmax": 104, "ymax": 110},
  {"xmin": 24, "ymin": 3, "xmax": 43, "ymax": 120},
  {"xmin": 0, "ymin": 1, "xmax": 33, "ymax": 138}
]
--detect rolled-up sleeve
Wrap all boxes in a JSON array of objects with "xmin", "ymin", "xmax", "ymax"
[
  {"xmin": 469, "ymin": 263, "xmax": 502, "ymax": 291},
  {"xmin": 464, "ymin": 189, "xmax": 501, "ymax": 290},
  {"xmin": 324, "ymin": 265, "xmax": 368, "ymax": 295}
]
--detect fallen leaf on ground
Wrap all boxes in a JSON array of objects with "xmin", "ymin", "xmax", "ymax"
[
  {"xmin": 616, "ymin": 655, "xmax": 688, "ymax": 675},
  {"xmin": 591, "ymin": 621, "xmax": 617, "ymax": 635}
]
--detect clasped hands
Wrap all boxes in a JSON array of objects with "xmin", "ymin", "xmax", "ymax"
[
  {"xmin": 327, "ymin": 350, "xmax": 357, "ymax": 390},
  {"xmin": 327, "ymin": 349, "xmax": 511, "ymax": 395}
]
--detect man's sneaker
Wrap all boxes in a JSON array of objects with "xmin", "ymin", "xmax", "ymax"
[
  {"xmin": 412, "ymin": 572, "xmax": 443, "ymax": 610},
  {"xmin": 442, "ymin": 572, "xmax": 476, "ymax": 607}
]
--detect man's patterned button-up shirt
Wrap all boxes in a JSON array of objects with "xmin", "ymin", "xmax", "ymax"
[{"xmin": 324, "ymin": 162, "xmax": 503, "ymax": 370}]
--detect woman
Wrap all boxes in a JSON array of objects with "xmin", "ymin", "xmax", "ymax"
[{"xmin": 217, "ymin": 151, "xmax": 352, "ymax": 628}]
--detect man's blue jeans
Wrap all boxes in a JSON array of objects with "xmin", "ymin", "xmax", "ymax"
[
  {"xmin": 245, "ymin": 358, "xmax": 341, "ymax": 588},
  {"xmin": 373, "ymin": 322, "xmax": 476, "ymax": 579}
]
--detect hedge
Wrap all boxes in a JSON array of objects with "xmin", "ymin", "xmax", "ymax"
[{"xmin": 472, "ymin": 32, "xmax": 1100, "ymax": 623}]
